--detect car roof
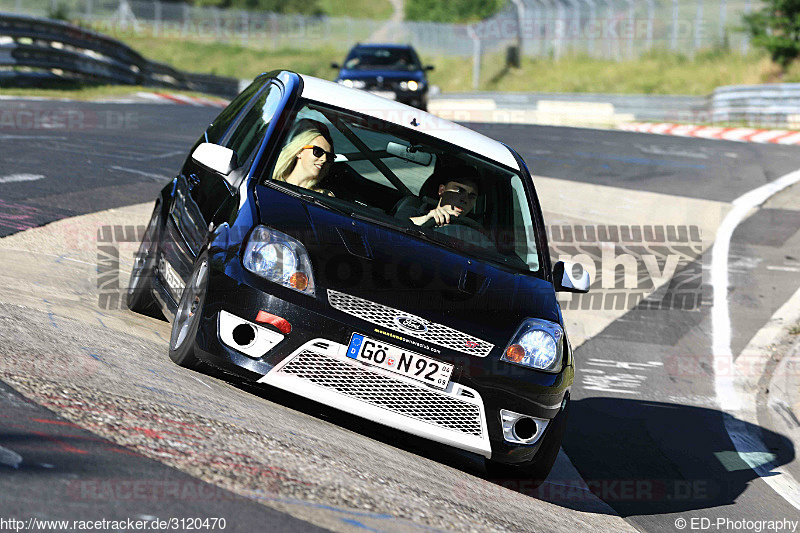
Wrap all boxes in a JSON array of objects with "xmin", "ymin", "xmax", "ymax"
[
  {"xmin": 298, "ymin": 74, "xmax": 520, "ymax": 171},
  {"xmin": 350, "ymin": 43, "xmax": 413, "ymax": 50}
]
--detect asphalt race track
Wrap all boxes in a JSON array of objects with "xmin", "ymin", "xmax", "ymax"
[{"xmin": 1, "ymin": 99, "xmax": 799, "ymax": 532}]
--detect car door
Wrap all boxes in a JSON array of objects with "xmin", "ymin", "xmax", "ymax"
[{"xmin": 164, "ymin": 75, "xmax": 289, "ymax": 304}]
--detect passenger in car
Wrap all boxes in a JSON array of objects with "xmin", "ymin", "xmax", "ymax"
[
  {"xmin": 271, "ymin": 119, "xmax": 336, "ymax": 196},
  {"xmin": 394, "ymin": 165, "xmax": 481, "ymax": 228}
]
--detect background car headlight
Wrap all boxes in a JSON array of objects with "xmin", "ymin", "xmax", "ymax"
[
  {"xmin": 501, "ymin": 319, "xmax": 564, "ymax": 372},
  {"xmin": 243, "ymin": 226, "xmax": 315, "ymax": 296},
  {"xmin": 338, "ymin": 79, "xmax": 366, "ymax": 89},
  {"xmin": 399, "ymin": 80, "xmax": 420, "ymax": 91}
]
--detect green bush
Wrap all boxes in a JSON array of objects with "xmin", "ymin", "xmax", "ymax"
[
  {"xmin": 188, "ymin": 0, "xmax": 324, "ymax": 16},
  {"xmin": 404, "ymin": 0, "xmax": 505, "ymax": 23},
  {"xmin": 743, "ymin": 0, "xmax": 800, "ymax": 69},
  {"xmin": 47, "ymin": 2, "xmax": 70, "ymax": 21}
]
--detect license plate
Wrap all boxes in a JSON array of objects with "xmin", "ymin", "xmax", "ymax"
[
  {"xmin": 369, "ymin": 91, "xmax": 396, "ymax": 100},
  {"xmin": 346, "ymin": 333, "xmax": 453, "ymax": 390},
  {"xmin": 158, "ymin": 255, "xmax": 185, "ymax": 298}
]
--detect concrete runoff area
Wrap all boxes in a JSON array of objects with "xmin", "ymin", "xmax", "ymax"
[{"xmin": 2, "ymin": 99, "xmax": 800, "ymax": 531}]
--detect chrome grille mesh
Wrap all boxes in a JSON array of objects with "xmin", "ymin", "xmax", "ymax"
[
  {"xmin": 327, "ymin": 290, "xmax": 494, "ymax": 357},
  {"xmin": 279, "ymin": 350, "xmax": 483, "ymax": 437}
]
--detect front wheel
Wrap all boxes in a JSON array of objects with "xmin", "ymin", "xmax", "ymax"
[
  {"xmin": 168, "ymin": 255, "xmax": 209, "ymax": 370},
  {"xmin": 127, "ymin": 204, "xmax": 164, "ymax": 319}
]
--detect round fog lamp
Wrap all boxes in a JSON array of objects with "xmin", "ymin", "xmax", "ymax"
[
  {"xmin": 290, "ymin": 272, "xmax": 309, "ymax": 291},
  {"xmin": 505, "ymin": 344, "xmax": 525, "ymax": 363},
  {"xmin": 407, "ymin": 80, "xmax": 418, "ymax": 91}
]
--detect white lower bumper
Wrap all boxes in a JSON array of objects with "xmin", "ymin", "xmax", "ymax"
[{"xmin": 257, "ymin": 339, "xmax": 492, "ymax": 458}]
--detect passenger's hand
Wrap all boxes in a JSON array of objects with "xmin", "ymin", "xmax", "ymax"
[{"xmin": 425, "ymin": 205, "xmax": 461, "ymax": 226}]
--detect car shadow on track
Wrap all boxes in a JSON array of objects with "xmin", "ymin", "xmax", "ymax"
[
  {"xmin": 226, "ymin": 374, "xmax": 796, "ymax": 517},
  {"xmin": 556, "ymin": 397, "xmax": 796, "ymax": 517}
]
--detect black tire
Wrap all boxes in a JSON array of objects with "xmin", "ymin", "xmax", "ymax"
[
  {"xmin": 486, "ymin": 398, "xmax": 570, "ymax": 487},
  {"xmin": 127, "ymin": 204, "xmax": 164, "ymax": 319},
  {"xmin": 168, "ymin": 254, "xmax": 209, "ymax": 370}
]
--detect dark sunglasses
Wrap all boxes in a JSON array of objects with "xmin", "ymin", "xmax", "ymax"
[
  {"xmin": 445, "ymin": 186, "xmax": 478, "ymax": 201},
  {"xmin": 302, "ymin": 145, "xmax": 335, "ymax": 161}
]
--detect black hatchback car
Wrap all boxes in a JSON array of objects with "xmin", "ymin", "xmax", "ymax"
[
  {"xmin": 332, "ymin": 43, "xmax": 433, "ymax": 111},
  {"xmin": 127, "ymin": 70, "xmax": 590, "ymax": 482}
]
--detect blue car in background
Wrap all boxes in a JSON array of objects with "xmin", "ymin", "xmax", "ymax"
[{"xmin": 332, "ymin": 43, "xmax": 433, "ymax": 111}]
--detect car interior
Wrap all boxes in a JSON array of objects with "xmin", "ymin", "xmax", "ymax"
[{"xmin": 259, "ymin": 101, "xmax": 541, "ymax": 273}]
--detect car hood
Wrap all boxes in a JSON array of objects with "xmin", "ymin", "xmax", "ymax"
[
  {"xmin": 255, "ymin": 186, "xmax": 560, "ymax": 349},
  {"xmin": 336, "ymin": 69, "xmax": 426, "ymax": 83}
]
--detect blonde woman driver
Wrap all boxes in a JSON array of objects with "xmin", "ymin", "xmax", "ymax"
[{"xmin": 271, "ymin": 120, "xmax": 335, "ymax": 196}]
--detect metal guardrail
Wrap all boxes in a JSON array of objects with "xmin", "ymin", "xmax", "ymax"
[
  {"xmin": 711, "ymin": 83, "xmax": 800, "ymax": 126},
  {"xmin": 0, "ymin": 12, "xmax": 239, "ymax": 97},
  {"xmin": 435, "ymin": 87, "xmax": 800, "ymax": 128},
  {"xmin": 434, "ymin": 91, "xmax": 709, "ymax": 122}
]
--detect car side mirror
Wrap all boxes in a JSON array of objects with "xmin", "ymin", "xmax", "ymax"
[
  {"xmin": 425, "ymin": 65, "xmax": 434, "ymax": 71},
  {"xmin": 191, "ymin": 143, "xmax": 237, "ymax": 176},
  {"xmin": 553, "ymin": 261, "xmax": 590, "ymax": 293},
  {"xmin": 330, "ymin": 62, "xmax": 340, "ymax": 69}
]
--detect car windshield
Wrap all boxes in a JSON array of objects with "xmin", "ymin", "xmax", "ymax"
[
  {"xmin": 262, "ymin": 100, "xmax": 542, "ymax": 274},
  {"xmin": 344, "ymin": 47, "xmax": 420, "ymax": 71}
]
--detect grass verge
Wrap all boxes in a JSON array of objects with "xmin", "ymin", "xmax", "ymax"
[
  {"xmin": 318, "ymin": 0, "xmax": 394, "ymax": 20},
  {"xmin": 4, "ymin": 30, "xmax": 800, "ymax": 99},
  {"xmin": 110, "ymin": 36, "xmax": 800, "ymax": 95},
  {"xmin": 427, "ymin": 48, "xmax": 789, "ymax": 94}
]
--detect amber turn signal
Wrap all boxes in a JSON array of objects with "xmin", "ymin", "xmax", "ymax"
[
  {"xmin": 505, "ymin": 344, "xmax": 526, "ymax": 363},
  {"xmin": 290, "ymin": 272, "xmax": 309, "ymax": 291}
]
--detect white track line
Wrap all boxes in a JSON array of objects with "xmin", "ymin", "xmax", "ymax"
[
  {"xmin": 712, "ymin": 168, "xmax": 800, "ymax": 510},
  {"xmin": 0, "ymin": 174, "xmax": 44, "ymax": 184},
  {"xmin": 110, "ymin": 166, "xmax": 169, "ymax": 181}
]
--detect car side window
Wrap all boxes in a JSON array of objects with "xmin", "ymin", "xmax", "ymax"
[
  {"xmin": 223, "ymin": 83, "xmax": 283, "ymax": 168},
  {"xmin": 205, "ymin": 78, "xmax": 266, "ymax": 144}
]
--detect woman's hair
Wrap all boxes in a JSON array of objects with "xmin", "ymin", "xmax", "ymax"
[{"xmin": 271, "ymin": 119, "xmax": 334, "ymax": 191}]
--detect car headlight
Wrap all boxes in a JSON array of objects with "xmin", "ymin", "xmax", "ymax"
[
  {"xmin": 243, "ymin": 226, "xmax": 315, "ymax": 296},
  {"xmin": 399, "ymin": 80, "xmax": 420, "ymax": 91},
  {"xmin": 501, "ymin": 319, "xmax": 564, "ymax": 372},
  {"xmin": 338, "ymin": 79, "xmax": 366, "ymax": 89}
]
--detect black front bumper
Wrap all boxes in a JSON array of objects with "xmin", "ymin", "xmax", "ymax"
[{"xmin": 187, "ymin": 257, "xmax": 572, "ymax": 464}]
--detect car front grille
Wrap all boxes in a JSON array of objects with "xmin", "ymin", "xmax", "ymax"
[
  {"xmin": 327, "ymin": 290, "xmax": 494, "ymax": 357},
  {"xmin": 278, "ymin": 349, "xmax": 484, "ymax": 437}
]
